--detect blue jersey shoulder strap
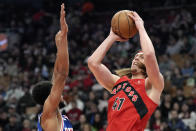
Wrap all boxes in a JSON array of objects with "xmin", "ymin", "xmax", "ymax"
[
  {"xmin": 37, "ymin": 113, "xmax": 73, "ymax": 131},
  {"xmin": 37, "ymin": 113, "xmax": 43, "ymax": 131}
]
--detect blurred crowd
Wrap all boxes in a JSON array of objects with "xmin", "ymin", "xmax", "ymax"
[{"xmin": 0, "ymin": 1, "xmax": 196, "ymax": 131}]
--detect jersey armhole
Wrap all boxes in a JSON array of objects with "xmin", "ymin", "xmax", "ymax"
[
  {"xmin": 144, "ymin": 78, "xmax": 159, "ymax": 106},
  {"xmin": 114, "ymin": 76, "xmax": 128, "ymax": 85},
  {"xmin": 110, "ymin": 76, "xmax": 128, "ymax": 93}
]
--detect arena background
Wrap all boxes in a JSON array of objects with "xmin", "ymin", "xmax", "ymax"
[{"xmin": 0, "ymin": 0, "xmax": 196, "ymax": 130}]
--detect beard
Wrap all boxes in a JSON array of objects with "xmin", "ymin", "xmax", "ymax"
[
  {"xmin": 130, "ymin": 68, "xmax": 137, "ymax": 74},
  {"xmin": 131, "ymin": 61, "xmax": 147, "ymax": 77}
]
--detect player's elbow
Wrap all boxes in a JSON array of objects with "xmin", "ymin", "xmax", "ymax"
[
  {"xmin": 145, "ymin": 51, "xmax": 155, "ymax": 58},
  {"xmin": 145, "ymin": 52, "xmax": 156, "ymax": 63},
  {"xmin": 153, "ymin": 73, "xmax": 164, "ymax": 91},
  {"xmin": 87, "ymin": 57, "xmax": 98, "ymax": 69}
]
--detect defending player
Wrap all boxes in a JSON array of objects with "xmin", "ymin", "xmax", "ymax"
[
  {"xmin": 88, "ymin": 11, "xmax": 164, "ymax": 131},
  {"xmin": 32, "ymin": 3, "xmax": 73, "ymax": 131}
]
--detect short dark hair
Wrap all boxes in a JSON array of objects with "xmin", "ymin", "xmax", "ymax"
[{"xmin": 32, "ymin": 81, "xmax": 52, "ymax": 105}]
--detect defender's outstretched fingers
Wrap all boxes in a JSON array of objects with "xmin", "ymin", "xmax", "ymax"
[{"xmin": 60, "ymin": 3, "xmax": 67, "ymax": 32}]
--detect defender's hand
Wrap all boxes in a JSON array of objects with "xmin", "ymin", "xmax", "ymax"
[
  {"xmin": 60, "ymin": 3, "xmax": 68, "ymax": 34},
  {"xmin": 55, "ymin": 3, "xmax": 68, "ymax": 53}
]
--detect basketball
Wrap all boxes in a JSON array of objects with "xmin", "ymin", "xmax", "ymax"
[{"xmin": 111, "ymin": 10, "xmax": 138, "ymax": 39}]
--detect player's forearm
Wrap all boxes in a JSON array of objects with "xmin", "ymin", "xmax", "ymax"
[
  {"xmin": 55, "ymin": 53, "xmax": 69, "ymax": 76},
  {"xmin": 88, "ymin": 35, "xmax": 115, "ymax": 64},
  {"xmin": 138, "ymin": 28, "xmax": 155, "ymax": 57},
  {"xmin": 138, "ymin": 28, "xmax": 161, "ymax": 75},
  {"xmin": 54, "ymin": 38, "xmax": 69, "ymax": 77}
]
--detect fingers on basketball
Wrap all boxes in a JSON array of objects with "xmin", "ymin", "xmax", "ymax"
[
  {"xmin": 133, "ymin": 12, "xmax": 142, "ymax": 20},
  {"xmin": 111, "ymin": 10, "xmax": 138, "ymax": 39}
]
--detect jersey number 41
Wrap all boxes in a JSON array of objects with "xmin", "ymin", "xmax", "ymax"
[{"xmin": 112, "ymin": 97, "xmax": 125, "ymax": 111}]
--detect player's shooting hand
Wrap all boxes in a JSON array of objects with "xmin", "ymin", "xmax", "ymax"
[
  {"xmin": 109, "ymin": 28, "xmax": 128, "ymax": 42},
  {"xmin": 128, "ymin": 11, "xmax": 144, "ymax": 31},
  {"xmin": 55, "ymin": 3, "xmax": 68, "ymax": 53}
]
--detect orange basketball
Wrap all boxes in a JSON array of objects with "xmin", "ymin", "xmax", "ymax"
[{"xmin": 111, "ymin": 10, "xmax": 138, "ymax": 39}]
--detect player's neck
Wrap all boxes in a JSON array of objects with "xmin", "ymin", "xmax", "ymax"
[{"xmin": 131, "ymin": 74, "xmax": 145, "ymax": 79}]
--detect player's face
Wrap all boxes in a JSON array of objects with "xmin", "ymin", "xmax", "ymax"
[{"xmin": 131, "ymin": 52, "xmax": 144, "ymax": 71}]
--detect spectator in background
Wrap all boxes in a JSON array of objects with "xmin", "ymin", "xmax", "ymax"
[
  {"xmin": 7, "ymin": 104, "xmax": 21, "ymax": 122},
  {"xmin": 159, "ymin": 54, "xmax": 176, "ymax": 76},
  {"xmin": 31, "ymin": 126, "xmax": 37, "ymax": 131},
  {"xmin": 186, "ymin": 97, "xmax": 196, "ymax": 112},
  {"xmin": 150, "ymin": 109, "xmax": 163, "ymax": 131},
  {"xmin": 161, "ymin": 94, "xmax": 172, "ymax": 119},
  {"xmin": 171, "ymin": 67, "xmax": 184, "ymax": 87},
  {"xmin": 85, "ymin": 91, "xmax": 98, "ymax": 114},
  {"xmin": 17, "ymin": 87, "xmax": 35, "ymax": 114},
  {"xmin": 172, "ymin": 88, "xmax": 185, "ymax": 105},
  {"xmin": 82, "ymin": 123, "xmax": 92, "ymax": 131},
  {"xmin": 67, "ymin": 100, "xmax": 82, "ymax": 128},
  {"xmin": 181, "ymin": 61, "xmax": 194, "ymax": 77},
  {"xmin": 73, "ymin": 92, "xmax": 85, "ymax": 111},
  {"xmin": 22, "ymin": 119, "xmax": 31, "ymax": 131},
  {"xmin": 0, "ymin": 95, "xmax": 6, "ymax": 109},
  {"xmin": 179, "ymin": 103, "xmax": 190, "ymax": 119},
  {"xmin": 87, "ymin": 103, "xmax": 99, "ymax": 124},
  {"xmin": 91, "ymin": 113, "xmax": 103, "ymax": 131},
  {"xmin": 0, "ymin": 110, "xmax": 8, "ymax": 129},
  {"xmin": 4, "ymin": 114, "xmax": 22, "ymax": 131},
  {"xmin": 172, "ymin": 102, "xmax": 180, "ymax": 113},
  {"xmin": 89, "ymin": 91, "xmax": 98, "ymax": 104},
  {"xmin": 92, "ymin": 83, "xmax": 103, "ymax": 91},
  {"xmin": 76, "ymin": 114, "xmax": 87, "ymax": 131},
  {"xmin": 166, "ymin": 35, "xmax": 183, "ymax": 55},
  {"xmin": 6, "ymin": 57, "xmax": 18, "ymax": 77},
  {"xmin": 179, "ymin": 102, "xmax": 196, "ymax": 130},
  {"xmin": 4, "ymin": 77, "xmax": 24, "ymax": 103},
  {"xmin": 168, "ymin": 110, "xmax": 189, "ymax": 131},
  {"xmin": 98, "ymin": 90, "xmax": 109, "ymax": 112}
]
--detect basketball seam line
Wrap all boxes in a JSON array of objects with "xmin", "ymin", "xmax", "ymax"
[
  {"xmin": 125, "ymin": 12, "xmax": 131, "ymax": 38},
  {"xmin": 118, "ymin": 13, "xmax": 122, "ymax": 38}
]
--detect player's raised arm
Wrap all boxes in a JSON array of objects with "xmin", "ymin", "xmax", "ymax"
[
  {"xmin": 88, "ymin": 29, "xmax": 127, "ymax": 92},
  {"xmin": 129, "ymin": 12, "xmax": 164, "ymax": 91},
  {"xmin": 42, "ymin": 3, "xmax": 69, "ymax": 118}
]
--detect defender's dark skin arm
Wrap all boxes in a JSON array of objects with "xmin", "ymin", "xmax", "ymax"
[{"xmin": 41, "ymin": 4, "xmax": 69, "ymax": 131}]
